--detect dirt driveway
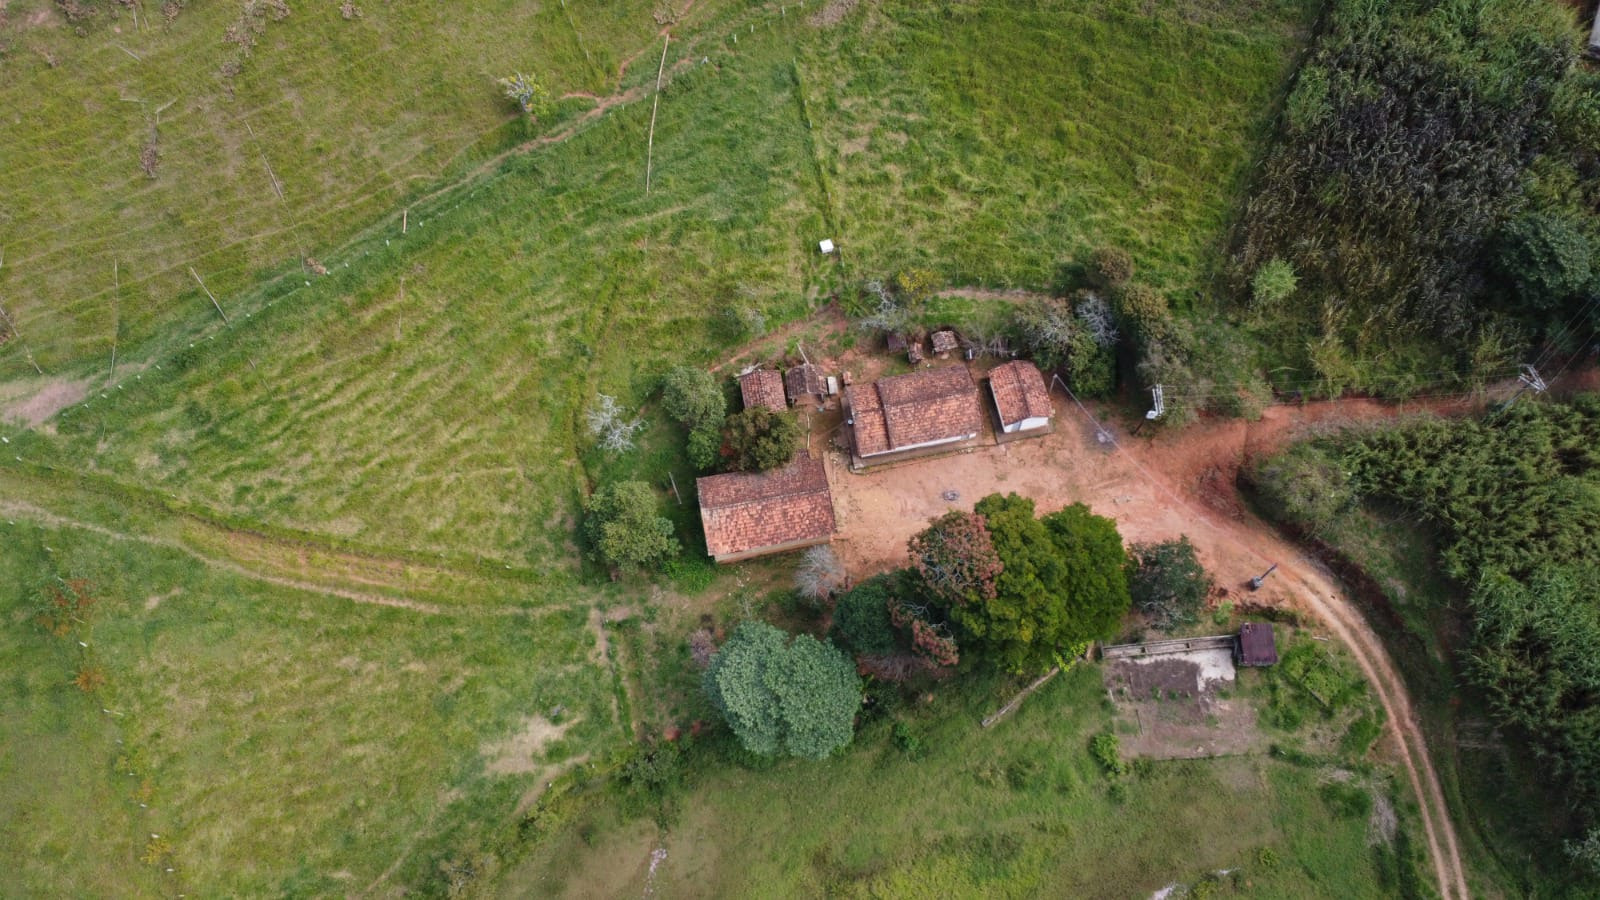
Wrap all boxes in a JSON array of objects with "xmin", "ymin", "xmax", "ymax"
[{"xmin": 825, "ymin": 386, "xmax": 1481, "ymax": 900}]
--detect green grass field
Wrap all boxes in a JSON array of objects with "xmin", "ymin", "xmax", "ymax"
[
  {"xmin": 0, "ymin": 0, "xmax": 1331, "ymax": 894},
  {"xmin": 5, "ymin": 0, "xmax": 1316, "ymax": 566},
  {"xmin": 505, "ymin": 664, "xmax": 1421, "ymax": 898},
  {"xmin": 0, "ymin": 475, "xmax": 623, "ymax": 897},
  {"xmin": 0, "ymin": 0, "xmax": 672, "ymax": 371}
]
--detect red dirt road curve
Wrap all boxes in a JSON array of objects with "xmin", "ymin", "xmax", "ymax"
[{"xmin": 828, "ymin": 388, "xmax": 1485, "ymax": 899}]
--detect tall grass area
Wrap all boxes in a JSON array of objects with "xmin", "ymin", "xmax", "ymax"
[
  {"xmin": 7, "ymin": 0, "xmax": 1318, "ymax": 567},
  {"xmin": 0, "ymin": 514, "xmax": 620, "ymax": 896},
  {"xmin": 504, "ymin": 666, "xmax": 1419, "ymax": 898},
  {"xmin": 0, "ymin": 0, "xmax": 676, "ymax": 371},
  {"xmin": 809, "ymin": 0, "xmax": 1317, "ymax": 295}
]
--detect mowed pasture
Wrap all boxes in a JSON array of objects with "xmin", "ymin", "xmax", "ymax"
[
  {"xmin": 0, "ymin": 0, "xmax": 1328, "ymax": 894},
  {"xmin": 0, "ymin": 0, "xmax": 671, "ymax": 370},
  {"xmin": 0, "ymin": 485, "xmax": 622, "ymax": 897},
  {"xmin": 6, "ymin": 0, "xmax": 1317, "ymax": 568}
]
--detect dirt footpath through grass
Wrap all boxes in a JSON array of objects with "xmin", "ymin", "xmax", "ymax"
[{"xmin": 827, "ymin": 384, "xmax": 1492, "ymax": 899}]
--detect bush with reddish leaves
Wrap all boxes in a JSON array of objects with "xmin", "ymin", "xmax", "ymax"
[{"xmin": 908, "ymin": 510, "xmax": 1002, "ymax": 607}]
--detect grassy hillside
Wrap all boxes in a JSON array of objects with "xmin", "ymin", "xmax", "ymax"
[
  {"xmin": 0, "ymin": 474, "xmax": 621, "ymax": 896},
  {"xmin": 0, "ymin": 0, "xmax": 1328, "ymax": 894},
  {"xmin": 0, "ymin": 0, "xmax": 671, "ymax": 371},
  {"xmin": 506, "ymin": 665, "xmax": 1419, "ymax": 898},
  {"xmin": 4, "ymin": 0, "xmax": 1316, "ymax": 567}
]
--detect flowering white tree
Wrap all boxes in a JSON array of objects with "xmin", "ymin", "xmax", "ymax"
[
  {"xmin": 587, "ymin": 395, "xmax": 644, "ymax": 453},
  {"xmin": 794, "ymin": 545, "xmax": 846, "ymax": 604},
  {"xmin": 498, "ymin": 72, "xmax": 550, "ymax": 118}
]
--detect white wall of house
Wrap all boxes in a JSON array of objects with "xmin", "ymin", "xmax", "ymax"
[
  {"xmin": 860, "ymin": 431, "xmax": 977, "ymax": 458},
  {"xmin": 1002, "ymin": 415, "xmax": 1050, "ymax": 434},
  {"xmin": 992, "ymin": 393, "xmax": 1050, "ymax": 433}
]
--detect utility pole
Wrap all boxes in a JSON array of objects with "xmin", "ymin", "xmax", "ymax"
[
  {"xmin": 1497, "ymin": 363, "xmax": 1547, "ymax": 414},
  {"xmin": 1131, "ymin": 384, "xmax": 1164, "ymax": 436}
]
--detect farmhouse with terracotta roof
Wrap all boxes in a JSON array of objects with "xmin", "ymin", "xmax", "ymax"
[
  {"xmin": 695, "ymin": 453, "xmax": 836, "ymax": 563},
  {"xmin": 987, "ymin": 360, "xmax": 1053, "ymax": 438},
  {"xmin": 844, "ymin": 366, "xmax": 983, "ymax": 467},
  {"xmin": 738, "ymin": 369, "xmax": 786, "ymax": 413}
]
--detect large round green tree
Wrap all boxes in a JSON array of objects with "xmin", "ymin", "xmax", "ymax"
[
  {"xmin": 720, "ymin": 407, "xmax": 802, "ymax": 472},
  {"xmin": 702, "ymin": 621, "xmax": 862, "ymax": 759},
  {"xmin": 582, "ymin": 480, "xmax": 679, "ymax": 572}
]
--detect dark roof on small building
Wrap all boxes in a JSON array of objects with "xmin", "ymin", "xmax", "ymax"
[
  {"xmin": 1237, "ymin": 622, "xmax": 1278, "ymax": 667},
  {"xmin": 988, "ymin": 360, "xmax": 1052, "ymax": 426},
  {"xmin": 739, "ymin": 369, "xmax": 787, "ymax": 413},
  {"xmin": 845, "ymin": 366, "xmax": 982, "ymax": 457},
  {"xmin": 886, "ymin": 333, "xmax": 908, "ymax": 353},
  {"xmin": 696, "ymin": 453, "xmax": 835, "ymax": 561},
  {"xmin": 930, "ymin": 330, "xmax": 959, "ymax": 354},
  {"xmin": 784, "ymin": 364, "xmax": 826, "ymax": 402}
]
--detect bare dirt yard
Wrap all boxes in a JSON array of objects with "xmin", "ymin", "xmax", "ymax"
[
  {"xmin": 823, "ymin": 369, "xmax": 1495, "ymax": 899},
  {"xmin": 1103, "ymin": 649, "xmax": 1262, "ymax": 760}
]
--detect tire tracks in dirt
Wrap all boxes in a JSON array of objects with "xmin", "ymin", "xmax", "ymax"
[
  {"xmin": 1119, "ymin": 411, "xmax": 1473, "ymax": 899},
  {"xmin": 0, "ymin": 497, "xmax": 575, "ymax": 620},
  {"xmin": 1137, "ymin": 492, "xmax": 1471, "ymax": 899}
]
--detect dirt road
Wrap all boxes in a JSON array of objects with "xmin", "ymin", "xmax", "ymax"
[{"xmin": 827, "ymin": 387, "xmax": 1480, "ymax": 899}]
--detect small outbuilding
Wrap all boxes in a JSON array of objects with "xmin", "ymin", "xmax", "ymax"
[
  {"xmin": 930, "ymin": 330, "xmax": 959, "ymax": 357},
  {"xmin": 738, "ymin": 369, "xmax": 787, "ymax": 413},
  {"xmin": 1235, "ymin": 622, "xmax": 1278, "ymax": 667},
  {"xmin": 907, "ymin": 340, "xmax": 925, "ymax": 365},
  {"xmin": 886, "ymin": 333, "xmax": 908, "ymax": 354},
  {"xmin": 784, "ymin": 363, "xmax": 827, "ymax": 408},
  {"xmin": 696, "ymin": 452, "xmax": 836, "ymax": 563},
  {"xmin": 987, "ymin": 360, "xmax": 1053, "ymax": 437}
]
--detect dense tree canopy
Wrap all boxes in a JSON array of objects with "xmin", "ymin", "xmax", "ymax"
[
  {"xmin": 582, "ymin": 480, "xmax": 679, "ymax": 571},
  {"xmin": 960, "ymin": 494, "xmax": 1131, "ymax": 673},
  {"xmin": 702, "ymin": 622, "xmax": 862, "ymax": 759},
  {"xmin": 720, "ymin": 407, "xmax": 802, "ymax": 472},
  {"xmin": 1254, "ymin": 397, "xmax": 1600, "ymax": 871},
  {"xmin": 908, "ymin": 510, "xmax": 1002, "ymax": 607},
  {"xmin": 1230, "ymin": 0, "xmax": 1599, "ymax": 384},
  {"xmin": 831, "ymin": 574, "xmax": 902, "ymax": 657},
  {"xmin": 1128, "ymin": 537, "xmax": 1212, "ymax": 630},
  {"xmin": 661, "ymin": 366, "xmax": 727, "ymax": 470},
  {"xmin": 1467, "ymin": 568, "xmax": 1600, "ymax": 814},
  {"xmin": 1494, "ymin": 212, "xmax": 1596, "ymax": 314},
  {"xmin": 661, "ymin": 366, "xmax": 726, "ymax": 429}
]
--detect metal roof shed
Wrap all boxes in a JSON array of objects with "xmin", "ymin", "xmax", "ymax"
[{"xmin": 1235, "ymin": 622, "xmax": 1279, "ymax": 667}]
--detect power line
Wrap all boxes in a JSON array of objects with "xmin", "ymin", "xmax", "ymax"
[{"xmin": 1532, "ymin": 294, "xmax": 1600, "ymax": 371}]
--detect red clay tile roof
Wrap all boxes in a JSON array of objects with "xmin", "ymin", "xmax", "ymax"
[
  {"xmin": 784, "ymin": 364, "xmax": 826, "ymax": 401},
  {"xmin": 846, "ymin": 366, "xmax": 981, "ymax": 457},
  {"xmin": 739, "ymin": 369, "xmax": 787, "ymax": 413},
  {"xmin": 696, "ymin": 453, "xmax": 835, "ymax": 559},
  {"xmin": 988, "ymin": 360, "xmax": 1052, "ymax": 426}
]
